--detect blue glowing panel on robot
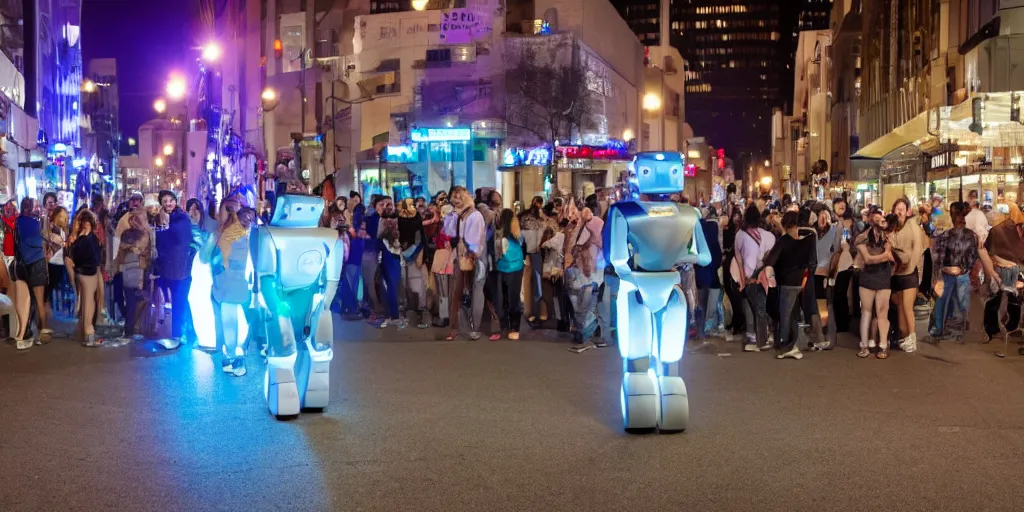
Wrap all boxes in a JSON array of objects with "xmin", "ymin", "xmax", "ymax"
[
  {"xmin": 270, "ymin": 194, "xmax": 325, "ymax": 228},
  {"xmin": 633, "ymin": 151, "xmax": 685, "ymax": 194}
]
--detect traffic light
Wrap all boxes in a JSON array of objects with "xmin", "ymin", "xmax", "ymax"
[{"xmin": 273, "ymin": 39, "xmax": 283, "ymax": 59}]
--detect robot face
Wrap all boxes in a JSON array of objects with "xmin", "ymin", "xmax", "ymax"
[
  {"xmin": 270, "ymin": 194, "xmax": 325, "ymax": 228},
  {"xmin": 633, "ymin": 152, "xmax": 685, "ymax": 195}
]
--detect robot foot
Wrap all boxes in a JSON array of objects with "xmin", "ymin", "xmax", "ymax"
[
  {"xmin": 621, "ymin": 373, "xmax": 658, "ymax": 432},
  {"xmin": 657, "ymin": 376, "xmax": 689, "ymax": 433},
  {"xmin": 297, "ymin": 340, "xmax": 333, "ymax": 411},
  {"xmin": 265, "ymin": 356, "xmax": 300, "ymax": 418}
]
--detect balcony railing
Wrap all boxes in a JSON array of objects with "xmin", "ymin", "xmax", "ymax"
[{"xmin": 858, "ymin": 76, "xmax": 926, "ymax": 149}]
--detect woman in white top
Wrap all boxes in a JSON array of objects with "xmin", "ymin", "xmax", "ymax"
[{"xmin": 732, "ymin": 204, "xmax": 777, "ymax": 351}]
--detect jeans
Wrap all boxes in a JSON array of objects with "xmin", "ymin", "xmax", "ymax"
[
  {"xmin": 361, "ymin": 252, "xmax": 382, "ymax": 315},
  {"xmin": 112, "ymin": 272, "xmax": 127, "ymax": 321},
  {"xmin": 569, "ymin": 281, "xmax": 601, "ymax": 341},
  {"xmin": 124, "ymin": 285, "xmax": 143, "ymax": 337},
  {"xmin": 380, "ymin": 254, "xmax": 402, "ymax": 320},
  {"xmin": 598, "ymin": 273, "xmax": 618, "ymax": 345},
  {"xmin": 339, "ymin": 263, "xmax": 361, "ymax": 315},
  {"xmin": 451, "ymin": 261, "xmax": 486, "ymax": 334},
  {"xmin": 695, "ymin": 287, "xmax": 709, "ymax": 340},
  {"xmin": 165, "ymin": 278, "xmax": 190, "ymax": 339},
  {"xmin": 494, "ymin": 269, "xmax": 524, "ymax": 331},
  {"xmin": 777, "ymin": 286, "xmax": 803, "ymax": 352},
  {"xmin": 527, "ymin": 252, "xmax": 543, "ymax": 319},
  {"xmin": 743, "ymin": 285, "xmax": 769, "ymax": 346},
  {"xmin": 933, "ymin": 273, "xmax": 970, "ymax": 334}
]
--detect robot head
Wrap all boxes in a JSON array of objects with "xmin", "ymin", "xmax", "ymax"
[
  {"xmin": 631, "ymin": 151, "xmax": 685, "ymax": 195},
  {"xmin": 269, "ymin": 194, "xmax": 325, "ymax": 228}
]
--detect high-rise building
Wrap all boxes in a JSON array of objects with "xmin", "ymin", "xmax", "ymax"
[
  {"xmin": 798, "ymin": 0, "xmax": 833, "ymax": 31},
  {"xmin": 82, "ymin": 58, "xmax": 119, "ymax": 179}
]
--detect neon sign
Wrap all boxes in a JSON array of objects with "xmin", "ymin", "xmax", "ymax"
[
  {"xmin": 385, "ymin": 144, "xmax": 419, "ymax": 163},
  {"xmin": 685, "ymin": 164, "xmax": 697, "ymax": 177},
  {"xmin": 501, "ymin": 147, "xmax": 551, "ymax": 167},
  {"xmin": 556, "ymin": 139, "xmax": 631, "ymax": 160},
  {"xmin": 410, "ymin": 127, "xmax": 471, "ymax": 142}
]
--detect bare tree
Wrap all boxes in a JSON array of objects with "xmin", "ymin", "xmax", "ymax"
[{"xmin": 503, "ymin": 34, "xmax": 597, "ymax": 185}]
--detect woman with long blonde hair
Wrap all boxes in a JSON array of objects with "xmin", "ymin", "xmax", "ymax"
[
  {"xmin": 114, "ymin": 207, "xmax": 152, "ymax": 343},
  {"xmin": 209, "ymin": 195, "xmax": 254, "ymax": 376}
]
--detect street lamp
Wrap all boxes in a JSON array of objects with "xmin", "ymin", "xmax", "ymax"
[
  {"xmin": 201, "ymin": 42, "xmax": 222, "ymax": 62},
  {"xmin": 411, "ymin": 0, "xmax": 428, "ymax": 10},
  {"xmin": 163, "ymin": 144, "xmax": 174, "ymax": 156},
  {"xmin": 154, "ymin": 156, "xmax": 165, "ymax": 168},
  {"xmin": 622, "ymin": 128, "xmax": 634, "ymax": 142},
  {"xmin": 166, "ymin": 75, "xmax": 187, "ymax": 101},
  {"xmin": 642, "ymin": 93, "xmax": 662, "ymax": 111},
  {"xmin": 261, "ymin": 87, "xmax": 279, "ymax": 111},
  {"xmin": 154, "ymin": 98, "xmax": 167, "ymax": 114},
  {"xmin": 82, "ymin": 79, "xmax": 96, "ymax": 93}
]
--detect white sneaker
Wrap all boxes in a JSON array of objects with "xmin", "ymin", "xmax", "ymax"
[
  {"xmin": 16, "ymin": 338, "xmax": 33, "ymax": 351},
  {"xmin": 900, "ymin": 333, "xmax": 918, "ymax": 354},
  {"xmin": 743, "ymin": 343, "xmax": 760, "ymax": 352},
  {"xmin": 777, "ymin": 347, "xmax": 803, "ymax": 360}
]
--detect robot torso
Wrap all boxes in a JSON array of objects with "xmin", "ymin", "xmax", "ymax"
[{"xmin": 615, "ymin": 201, "xmax": 700, "ymax": 273}]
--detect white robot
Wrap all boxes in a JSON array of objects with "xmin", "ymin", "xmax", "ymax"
[
  {"xmin": 604, "ymin": 151, "xmax": 711, "ymax": 432},
  {"xmin": 256, "ymin": 194, "xmax": 342, "ymax": 418}
]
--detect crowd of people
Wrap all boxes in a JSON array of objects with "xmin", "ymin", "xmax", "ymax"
[
  {"xmin": 4, "ymin": 181, "xmax": 1023, "ymax": 368},
  {"xmin": 324, "ymin": 184, "xmax": 1024, "ymax": 360}
]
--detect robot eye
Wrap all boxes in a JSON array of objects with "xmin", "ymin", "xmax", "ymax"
[
  {"xmin": 671, "ymin": 167, "xmax": 679, "ymax": 174},
  {"xmin": 641, "ymin": 167, "xmax": 650, "ymax": 175}
]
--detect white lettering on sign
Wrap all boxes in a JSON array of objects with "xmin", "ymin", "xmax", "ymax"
[{"xmin": 440, "ymin": 9, "xmax": 491, "ymax": 44}]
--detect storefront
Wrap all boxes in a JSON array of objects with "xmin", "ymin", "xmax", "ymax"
[
  {"xmin": 498, "ymin": 146, "xmax": 551, "ymax": 210},
  {"xmin": 928, "ymin": 165, "xmax": 1020, "ymax": 206},
  {"xmin": 553, "ymin": 140, "xmax": 633, "ymax": 201},
  {"xmin": 879, "ymin": 147, "xmax": 926, "ymax": 210}
]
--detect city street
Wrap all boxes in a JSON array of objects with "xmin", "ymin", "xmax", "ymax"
[{"xmin": 2, "ymin": 317, "xmax": 1024, "ymax": 511}]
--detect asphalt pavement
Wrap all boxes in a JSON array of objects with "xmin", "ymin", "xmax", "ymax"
[{"xmin": 2, "ymin": 314, "xmax": 1024, "ymax": 511}]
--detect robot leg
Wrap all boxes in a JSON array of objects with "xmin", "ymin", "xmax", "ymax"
[
  {"xmin": 264, "ymin": 311, "xmax": 300, "ymax": 418},
  {"xmin": 655, "ymin": 286, "xmax": 690, "ymax": 432},
  {"xmin": 617, "ymin": 281, "xmax": 657, "ymax": 431},
  {"xmin": 297, "ymin": 281, "xmax": 336, "ymax": 411}
]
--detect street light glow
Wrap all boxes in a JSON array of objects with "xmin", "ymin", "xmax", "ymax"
[
  {"xmin": 163, "ymin": 144, "xmax": 174, "ymax": 156},
  {"xmin": 128, "ymin": 137, "xmax": 136, "ymax": 146},
  {"xmin": 411, "ymin": 0, "xmax": 428, "ymax": 10},
  {"xmin": 642, "ymin": 93, "xmax": 662, "ymax": 111},
  {"xmin": 261, "ymin": 88, "xmax": 276, "ymax": 101},
  {"xmin": 154, "ymin": 156, "xmax": 165, "ymax": 167},
  {"xmin": 760, "ymin": 176, "xmax": 772, "ymax": 186},
  {"xmin": 154, "ymin": 98, "xmax": 167, "ymax": 114},
  {"xmin": 82, "ymin": 79, "xmax": 96, "ymax": 93},
  {"xmin": 201, "ymin": 42, "xmax": 222, "ymax": 62},
  {"xmin": 622, "ymin": 128, "xmax": 634, "ymax": 141},
  {"xmin": 166, "ymin": 75, "xmax": 187, "ymax": 101},
  {"xmin": 764, "ymin": 159, "xmax": 771, "ymax": 167}
]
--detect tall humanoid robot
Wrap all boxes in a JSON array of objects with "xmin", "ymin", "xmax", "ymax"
[
  {"xmin": 603, "ymin": 151, "xmax": 711, "ymax": 432},
  {"xmin": 256, "ymin": 194, "xmax": 342, "ymax": 418}
]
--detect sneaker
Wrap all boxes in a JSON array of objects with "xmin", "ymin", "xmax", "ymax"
[
  {"xmin": 37, "ymin": 329, "xmax": 54, "ymax": 345},
  {"xmin": 230, "ymin": 358, "xmax": 247, "ymax": 377},
  {"xmin": 416, "ymin": 322, "xmax": 429, "ymax": 329},
  {"xmin": 15, "ymin": 338, "xmax": 33, "ymax": 351},
  {"xmin": 82, "ymin": 333, "xmax": 103, "ymax": 347},
  {"xmin": 594, "ymin": 339, "xmax": 609, "ymax": 348},
  {"xmin": 777, "ymin": 347, "xmax": 804, "ymax": 360},
  {"xmin": 568, "ymin": 342, "xmax": 596, "ymax": 353},
  {"xmin": 221, "ymin": 358, "xmax": 234, "ymax": 373},
  {"xmin": 900, "ymin": 333, "xmax": 918, "ymax": 354},
  {"xmin": 108, "ymin": 337, "xmax": 132, "ymax": 348},
  {"xmin": 395, "ymin": 319, "xmax": 409, "ymax": 329},
  {"xmin": 469, "ymin": 331, "xmax": 482, "ymax": 341},
  {"xmin": 743, "ymin": 343, "xmax": 760, "ymax": 352},
  {"xmin": 811, "ymin": 341, "xmax": 833, "ymax": 351},
  {"xmin": 725, "ymin": 333, "xmax": 744, "ymax": 343},
  {"xmin": 377, "ymin": 319, "xmax": 389, "ymax": 329}
]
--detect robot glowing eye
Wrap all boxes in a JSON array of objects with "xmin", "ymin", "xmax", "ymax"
[
  {"xmin": 642, "ymin": 168, "xmax": 650, "ymax": 175},
  {"xmin": 672, "ymin": 168, "xmax": 679, "ymax": 174}
]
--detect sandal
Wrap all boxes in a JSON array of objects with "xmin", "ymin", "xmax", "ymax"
[
  {"xmin": 489, "ymin": 333, "xmax": 501, "ymax": 341},
  {"xmin": 444, "ymin": 330, "xmax": 458, "ymax": 341},
  {"xmin": 877, "ymin": 346, "xmax": 889, "ymax": 359},
  {"xmin": 857, "ymin": 348, "xmax": 871, "ymax": 358}
]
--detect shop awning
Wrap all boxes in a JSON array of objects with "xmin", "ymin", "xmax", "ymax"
[{"xmin": 853, "ymin": 110, "xmax": 934, "ymax": 159}]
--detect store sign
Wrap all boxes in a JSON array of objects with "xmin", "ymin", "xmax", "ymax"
[
  {"xmin": 684, "ymin": 164, "xmax": 697, "ymax": 177},
  {"xmin": 556, "ymin": 139, "xmax": 631, "ymax": 160},
  {"xmin": 501, "ymin": 147, "xmax": 550, "ymax": 167},
  {"xmin": 384, "ymin": 144, "xmax": 418, "ymax": 163},
  {"xmin": 410, "ymin": 127, "xmax": 471, "ymax": 142}
]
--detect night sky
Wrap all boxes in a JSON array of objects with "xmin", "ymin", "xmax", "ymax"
[{"xmin": 81, "ymin": 0, "xmax": 192, "ymax": 148}]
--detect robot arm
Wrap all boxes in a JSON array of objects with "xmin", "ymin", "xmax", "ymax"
[
  {"xmin": 256, "ymin": 228, "xmax": 290, "ymax": 316},
  {"xmin": 675, "ymin": 207, "xmax": 712, "ymax": 267},
  {"xmin": 606, "ymin": 206, "xmax": 634, "ymax": 285}
]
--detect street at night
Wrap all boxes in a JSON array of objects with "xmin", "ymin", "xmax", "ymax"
[{"xmin": 2, "ymin": 317, "xmax": 1024, "ymax": 511}]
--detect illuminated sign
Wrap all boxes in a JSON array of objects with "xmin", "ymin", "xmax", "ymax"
[
  {"xmin": 684, "ymin": 164, "xmax": 697, "ymax": 177},
  {"xmin": 501, "ymin": 147, "xmax": 551, "ymax": 167},
  {"xmin": 385, "ymin": 144, "xmax": 419, "ymax": 163},
  {"xmin": 717, "ymin": 148, "xmax": 725, "ymax": 169},
  {"xmin": 556, "ymin": 139, "xmax": 631, "ymax": 160},
  {"xmin": 410, "ymin": 127, "xmax": 471, "ymax": 142}
]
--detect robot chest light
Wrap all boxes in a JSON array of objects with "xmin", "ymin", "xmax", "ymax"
[{"xmin": 297, "ymin": 250, "xmax": 325, "ymax": 274}]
